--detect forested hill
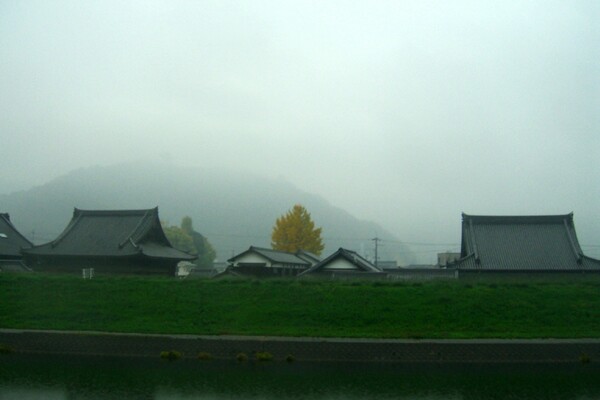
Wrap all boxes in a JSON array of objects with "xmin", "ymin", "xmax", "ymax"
[{"xmin": 0, "ymin": 162, "xmax": 416, "ymax": 264}]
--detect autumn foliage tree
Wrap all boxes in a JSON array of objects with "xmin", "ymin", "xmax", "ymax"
[{"xmin": 271, "ymin": 204, "xmax": 324, "ymax": 255}]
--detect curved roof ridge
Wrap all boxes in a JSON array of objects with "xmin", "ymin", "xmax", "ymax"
[
  {"xmin": 50, "ymin": 209, "xmax": 83, "ymax": 248},
  {"xmin": 0, "ymin": 213, "xmax": 33, "ymax": 247},
  {"xmin": 119, "ymin": 207, "xmax": 158, "ymax": 248},
  {"xmin": 563, "ymin": 218, "xmax": 582, "ymax": 263},
  {"xmin": 73, "ymin": 207, "xmax": 157, "ymax": 217},
  {"xmin": 468, "ymin": 218, "xmax": 480, "ymax": 264}
]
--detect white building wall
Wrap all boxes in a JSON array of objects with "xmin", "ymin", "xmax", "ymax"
[
  {"xmin": 233, "ymin": 253, "xmax": 272, "ymax": 267},
  {"xmin": 323, "ymin": 258, "xmax": 359, "ymax": 270}
]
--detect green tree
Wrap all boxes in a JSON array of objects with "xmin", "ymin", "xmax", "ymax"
[
  {"xmin": 271, "ymin": 204, "xmax": 324, "ymax": 255},
  {"xmin": 181, "ymin": 216, "xmax": 193, "ymax": 235},
  {"xmin": 162, "ymin": 217, "xmax": 216, "ymax": 268},
  {"xmin": 162, "ymin": 223, "xmax": 195, "ymax": 254},
  {"xmin": 194, "ymin": 237, "xmax": 217, "ymax": 268}
]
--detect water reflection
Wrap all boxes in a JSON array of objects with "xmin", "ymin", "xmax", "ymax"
[{"xmin": 1, "ymin": 354, "xmax": 599, "ymax": 400}]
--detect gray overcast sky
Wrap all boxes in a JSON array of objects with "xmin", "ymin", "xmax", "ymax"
[{"xmin": 1, "ymin": 1, "xmax": 599, "ymax": 259}]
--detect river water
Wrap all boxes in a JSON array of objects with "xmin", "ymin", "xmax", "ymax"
[{"xmin": 1, "ymin": 354, "xmax": 599, "ymax": 399}]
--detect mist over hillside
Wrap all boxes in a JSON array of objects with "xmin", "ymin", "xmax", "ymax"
[{"xmin": 0, "ymin": 163, "xmax": 417, "ymax": 265}]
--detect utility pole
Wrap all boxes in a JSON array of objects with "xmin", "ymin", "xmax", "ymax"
[{"xmin": 371, "ymin": 237, "xmax": 381, "ymax": 268}]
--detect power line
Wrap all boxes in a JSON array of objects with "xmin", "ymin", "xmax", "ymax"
[
  {"xmin": 381, "ymin": 239, "xmax": 460, "ymax": 246},
  {"xmin": 204, "ymin": 232, "xmax": 461, "ymax": 246}
]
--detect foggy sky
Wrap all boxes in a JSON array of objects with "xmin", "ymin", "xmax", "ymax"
[{"xmin": 1, "ymin": 1, "xmax": 599, "ymax": 261}]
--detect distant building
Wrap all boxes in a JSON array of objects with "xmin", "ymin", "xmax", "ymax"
[
  {"xmin": 437, "ymin": 252, "xmax": 460, "ymax": 267},
  {"xmin": 450, "ymin": 213, "xmax": 600, "ymax": 274},
  {"xmin": 0, "ymin": 213, "xmax": 33, "ymax": 272},
  {"xmin": 401, "ymin": 264, "xmax": 437, "ymax": 269},
  {"xmin": 298, "ymin": 248, "xmax": 459, "ymax": 281},
  {"xmin": 227, "ymin": 246, "xmax": 319, "ymax": 277},
  {"xmin": 23, "ymin": 208, "xmax": 196, "ymax": 276},
  {"xmin": 377, "ymin": 260, "xmax": 398, "ymax": 270},
  {"xmin": 186, "ymin": 262, "xmax": 229, "ymax": 279}
]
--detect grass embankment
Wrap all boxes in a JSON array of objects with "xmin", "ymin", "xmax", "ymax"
[{"xmin": 1, "ymin": 274, "xmax": 599, "ymax": 338}]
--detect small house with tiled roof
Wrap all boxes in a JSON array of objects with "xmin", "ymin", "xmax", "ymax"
[
  {"xmin": 227, "ymin": 246, "xmax": 318, "ymax": 277},
  {"xmin": 450, "ymin": 213, "xmax": 600, "ymax": 274},
  {"xmin": 299, "ymin": 247, "xmax": 384, "ymax": 278},
  {"xmin": 0, "ymin": 213, "xmax": 33, "ymax": 272},
  {"xmin": 295, "ymin": 249, "xmax": 321, "ymax": 265},
  {"xmin": 23, "ymin": 207, "xmax": 196, "ymax": 276}
]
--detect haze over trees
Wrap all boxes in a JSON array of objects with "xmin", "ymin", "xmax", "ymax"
[
  {"xmin": 0, "ymin": 162, "xmax": 417, "ymax": 264},
  {"xmin": 162, "ymin": 216, "xmax": 216, "ymax": 268},
  {"xmin": 271, "ymin": 205, "xmax": 324, "ymax": 255},
  {"xmin": 1, "ymin": 2, "xmax": 598, "ymax": 267}
]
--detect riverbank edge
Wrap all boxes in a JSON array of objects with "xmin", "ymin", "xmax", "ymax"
[{"xmin": 1, "ymin": 329, "xmax": 599, "ymax": 363}]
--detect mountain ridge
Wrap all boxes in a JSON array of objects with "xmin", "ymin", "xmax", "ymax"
[{"xmin": 0, "ymin": 162, "xmax": 416, "ymax": 264}]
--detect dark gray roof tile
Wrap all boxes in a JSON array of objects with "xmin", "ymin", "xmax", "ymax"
[
  {"xmin": 24, "ymin": 208, "xmax": 195, "ymax": 261},
  {"xmin": 229, "ymin": 246, "xmax": 310, "ymax": 265},
  {"xmin": 454, "ymin": 213, "xmax": 600, "ymax": 271},
  {"xmin": 0, "ymin": 213, "xmax": 33, "ymax": 258}
]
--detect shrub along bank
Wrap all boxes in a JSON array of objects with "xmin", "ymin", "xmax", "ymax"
[{"xmin": 0, "ymin": 274, "xmax": 599, "ymax": 339}]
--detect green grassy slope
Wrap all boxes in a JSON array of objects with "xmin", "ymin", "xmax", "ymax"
[{"xmin": 1, "ymin": 274, "xmax": 599, "ymax": 338}]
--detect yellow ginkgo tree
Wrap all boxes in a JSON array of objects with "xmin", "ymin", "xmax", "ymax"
[{"xmin": 271, "ymin": 204, "xmax": 324, "ymax": 255}]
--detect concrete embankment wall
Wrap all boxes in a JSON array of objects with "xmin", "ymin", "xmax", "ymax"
[{"xmin": 1, "ymin": 329, "xmax": 599, "ymax": 363}]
